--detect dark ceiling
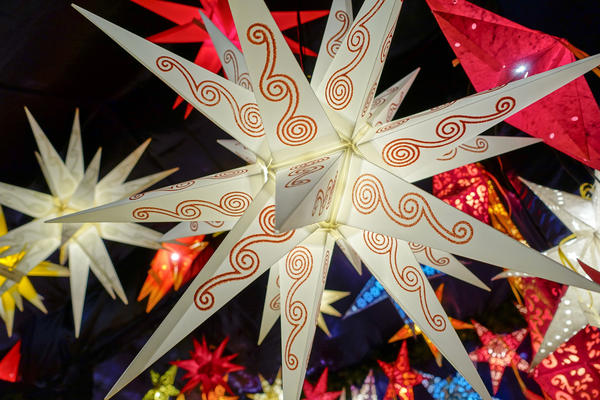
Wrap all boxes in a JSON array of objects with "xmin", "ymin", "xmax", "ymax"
[{"xmin": 0, "ymin": 0, "xmax": 599, "ymax": 399}]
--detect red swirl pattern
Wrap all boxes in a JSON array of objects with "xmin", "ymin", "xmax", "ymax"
[
  {"xmin": 132, "ymin": 191, "xmax": 252, "ymax": 221},
  {"xmin": 128, "ymin": 180, "xmax": 195, "ymax": 200},
  {"xmin": 352, "ymin": 174, "xmax": 473, "ymax": 244},
  {"xmin": 269, "ymin": 275, "xmax": 281, "ymax": 311},
  {"xmin": 361, "ymin": 80, "xmax": 379, "ymax": 118},
  {"xmin": 194, "ymin": 205, "xmax": 295, "ymax": 310},
  {"xmin": 382, "ymin": 97, "xmax": 515, "ymax": 167},
  {"xmin": 363, "ymin": 231, "xmax": 446, "ymax": 332},
  {"xmin": 206, "ymin": 169, "xmax": 248, "ymax": 179},
  {"xmin": 247, "ymin": 24, "xmax": 317, "ymax": 146},
  {"xmin": 156, "ymin": 56, "xmax": 264, "ymax": 138},
  {"xmin": 326, "ymin": 10, "xmax": 351, "ymax": 58},
  {"xmin": 283, "ymin": 246, "xmax": 313, "ymax": 370},
  {"xmin": 223, "ymin": 49, "xmax": 252, "ymax": 90},
  {"xmin": 436, "ymin": 137, "xmax": 489, "ymax": 161},
  {"xmin": 375, "ymin": 100, "xmax": 457, "ymax": 134},
  {"xmin": 312, "ymin": 171, "xmax": 338, "ymax": 217},
  {"xmin": 407, "ymin": 242, "xmax": 450, "ymax": 267},
  {"xmin": 190, "ymin": 221, "xmax": 198, "ymax": 231},
  {"xmin": 380, "ymin": 22, "xmax": 396, "ymax": 62},
  {"xmin": 324, "ymin": 0, "xmax": 385, "ymax": 110},
  {"xmin": 285, "ymin": 157, "xmax": 330, "ymax": 188},
  {"xmin": 205, "ymin": 221, "xmax": 226, "ymax": 228}
]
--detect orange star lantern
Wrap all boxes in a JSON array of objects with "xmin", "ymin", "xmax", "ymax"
[
  {"xmin": 302, "ymin": 368, "xmax": 342, "ymax": 400},
  {"xmin": 469, "ymin": 320, "xmax": 529, "ymax": 395},
  {"xmin": 138, "ymin": 235, "xmax": 210, "ymax": 312},
  {"xmin": 378, "ymin": 341, "xmax": 423, "ymax": 400},
  {"xmin": 389, "ymin": 284, "xmax": 474, "ymax": 366}
]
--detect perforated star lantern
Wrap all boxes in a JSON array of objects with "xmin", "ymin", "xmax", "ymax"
[
  {"xmin": 378, "ymin": 341, "xmax": 423, "ymax": 400},
  {"xmin": 389, "ymin": 284, "xmax": 474, "ymax": 366},
  {"xmin": 131, "ymin": 0, "xmax": 328, "ymax": 117},
  {"xmin": 302, "ymin": 368, "xmax": 342, "ymax": 400},
  {"xmin": 62, "ymin": 1, "xmax": 600, "ymax": 399},
  {"xmin": 421, "ymin": 372, "xmax": 501, "ymax": 400},
  {"xmin": 0, "ymin": 207, "xmax": 69, "ymax": 336},
  {"xmin": 521, "ymin": 173, "xmax": 600, "ymax": 366},
  {"xmin": 469, "ymin": 320, "xmax": 529, "ymax": 395},
  {"xmin": 0, "ymin": 108, "xmax": 176, "ymax": 337},
  {"xmin": 172, "ymin": 336, "xmax": 243, "ymax": 394}
]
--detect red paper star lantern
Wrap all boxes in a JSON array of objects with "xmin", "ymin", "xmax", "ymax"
[
  {"xmin": 138, "ymin": 235, "xmax": 212, "ymax": 312},
  {"xmin": 0, "ymin": 340, "xmax": 20, "ymax": 382},
  {"xmin": 172, "ymin": 336, "xmax": 244, "ymax": 394},
  {"xmin": 533, "ymin": 326, "xmax": 600, "ymax": 400},
  {"xmin": 302, "ymin": 368, "xmax": 342, "ymax": 400},
  {"xmin": 469, "ymin": 320, "xmax": 529, "ymax": 395},
  {"xmin": 377, "ymin": 341, "xmax": 423, "ymax": 400},
  {"xmin": 131, "ymin": 0, "xmax": 328, "ymax": 117}
]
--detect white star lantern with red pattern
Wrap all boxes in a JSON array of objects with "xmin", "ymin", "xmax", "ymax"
[{"xmin": 57, "ymin": 0, "xmax": 600, "ymax": 398}]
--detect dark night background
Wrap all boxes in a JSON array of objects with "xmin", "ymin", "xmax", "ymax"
[{"xmin": 0, "ymin": 0, "xmax": 599, "ymax": 398}]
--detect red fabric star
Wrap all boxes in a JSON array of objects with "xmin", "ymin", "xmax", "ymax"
[
  {"xmin": 172, "ymin": 336, "xmax": 244, "ymax": 394},
  {"xmin": 302, "ymin": 368, "xmax": 342, "ymax": 400},
  {"xmin": 469, "ymin": 320, "xmax": 529, "ymax": 395},
  {"xmin": 0, "ymin": 340, "xmax": 20, "ymax": 382},
  {"xmin": 131, "ymin": 0, "xmax": 328, "ymax": 117},
  {"xmin": 377, "ymin": 341, "xmax": 423, "ymax": 400}
]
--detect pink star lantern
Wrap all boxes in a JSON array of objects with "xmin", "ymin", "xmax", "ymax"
[
  {"xmin": 171, "ymin": 336, "xmax": 243, "ymax": 394},
  {"xmin": 131, "ymin": 0, "xmax": 328, "ymax": 117},
  {"xmin": 469, "ymin": 320, "xmax": 529, "ymax": 395},
  {"xmin": 302, "ymin": 367, "xmax": 342, "ymax": 400},
  {"xmin": 377, "ymin": 341, "xmax": 423, "ymax": 400}
]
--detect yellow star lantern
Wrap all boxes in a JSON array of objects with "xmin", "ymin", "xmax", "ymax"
[
  {"xmin": 0, "ymin": 206, "xmax": 69, "ymax": 336},
  {"xmin": 248, "ymin": 370, "xmax": 283, "ymax": 400},
  {"xmin": 143, "ymin": 365, "xmax": 181, "ymax": 400}
]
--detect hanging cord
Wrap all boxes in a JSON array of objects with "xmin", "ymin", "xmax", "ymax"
[{"xmin": 296, "ymin": 6, "xmax": 305, "ymax": 73}]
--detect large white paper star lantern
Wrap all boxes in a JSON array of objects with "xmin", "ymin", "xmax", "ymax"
[
  {"xmin": 60, "ymin": 0, "xmax": 600, "ymax": 398},
  {"xmin": 521, "ymin": 173, "xmax": 600, "ymax": 366},
  {"xmin": 0, "ymin": 108, "xmax": 176, "ymax": 337}
]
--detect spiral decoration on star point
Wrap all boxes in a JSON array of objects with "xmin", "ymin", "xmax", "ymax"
[
  {"xmin": 247, "ymin": 23, "xmax": 317, "ymax": 147},
  {"xmin": 155, "ymin": 56, "xmax": 264, "ymax": 138},
  {"xmin": 193, "ymin": 205, "xmax": 295, "ymax": 310},
  {"xmin": 326, "ymin": 10, "xmax": 351, "ymax": 58},
  {"xmin": 284, "ymin": 246, "xmax": 313, "ymax": 371},
  {"xmin": 363, "ymin": 231, "xmax": 446, "ymax": 332},
  {"xmin": 352, "ymin": 174, "xmax": 473, "ymax": 244}
]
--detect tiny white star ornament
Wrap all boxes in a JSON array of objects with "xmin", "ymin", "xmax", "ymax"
[
  {"xmin": 61, "ymin": 0, "xmax": 600, "ymax": 398},
  {"xmin": 0, "ymin": 108, "xmax": 176, "ymax": 337},
  {"xmin": 521, "ymin": 173, "xmax": 600, "ymax": 366}
]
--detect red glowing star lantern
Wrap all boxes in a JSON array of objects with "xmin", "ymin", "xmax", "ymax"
[
  {"xmin": 377, "ymin": 341, "xmax": 423, "ymax": 400},
  {"xmin": 0, "ymin": 340, "xmax": 20, "ymax": 382}
]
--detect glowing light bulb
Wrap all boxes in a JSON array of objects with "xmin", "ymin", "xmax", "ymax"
[
  {"xmin": 170, "ymin": 252, "xmax": 180, "ymax": 262},
  {"xmin": 515, "ymin": 65, "xmax": 527, "ymax": 73}
]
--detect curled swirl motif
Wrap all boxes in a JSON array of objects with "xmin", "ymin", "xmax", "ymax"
[
  {"xmin": 247, "ymin": 24, "xmax": 317, "ymax": 146},
  {"xmin": 194, "ymin": 205, "xmax": 295, "ymax": 310},
  {"xmin": 352, "ymin": 174, "xmax": 473, "ymax": 244},
  {"xmin": 324, "ymin": 0, "xmax": 385, "ymax": 110},
  {"xmin": 385, "ymin": 100, "xmax": 401, "ymax": 123},
  {"xmin": 223, "ymin": 49, "xmax": 252, "ymax": 90},
  {"xmin": 436, "ymin": 137, "xmax": 489, "ymax": 161},
  {"xmin": 407, "ymin": 242, "xmax": 450, "ymax": 267},
  {"xmin": 326, "ymin": 10, "xmax": 351, "ymax": 57},
  {"xmin": 156, "ymin": 56, "xmax": 264, "ymax": 138},
  {"xmin": 269, "ymin": 276, "xmax": 281, "ymax": 311},
  {"xmin": 190, "ymin": 221, "xmax": 198, "ymax": 232},
  {"xmin": 285, "ymin": 157, "xmax": 329, "ymax": 188},
  {"xmin": 284, "ymin": 246, "xmax": 313, "ymax": 370},
  {"xmin": 128, "ymin": 180, "xmax": 195, "ymax": 200},
  {"xmin": 132, "ymin": 191, "xmax": 252, "ymax": 221},
  {"xmin": 361, "ymin": 81, "xmax": 379, "ymax": 118},
  {"xmin": 380, "ymin": 22, "xmax": 396, "ymax": 62},
  {"xmin": 205, "ymin": 221, "xmax": 225, "ymax": 228},
  {"xmin": 375, "ymin": 100, "xmax": 457, "ymax": 134},
  {"xmin": 382, "ymin": 97, "xmax": 515, "ymax": 167},
  {"xmin": 206, "ymin": 169, "xmax": 248, "ymax": 179},
  {"xmin": 363, "ymin": 231, "xmax": 446, "ymax": 332},
  {"xmin": 312, "ymin": 171, "xmax": 338, "ymax": 217}
]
